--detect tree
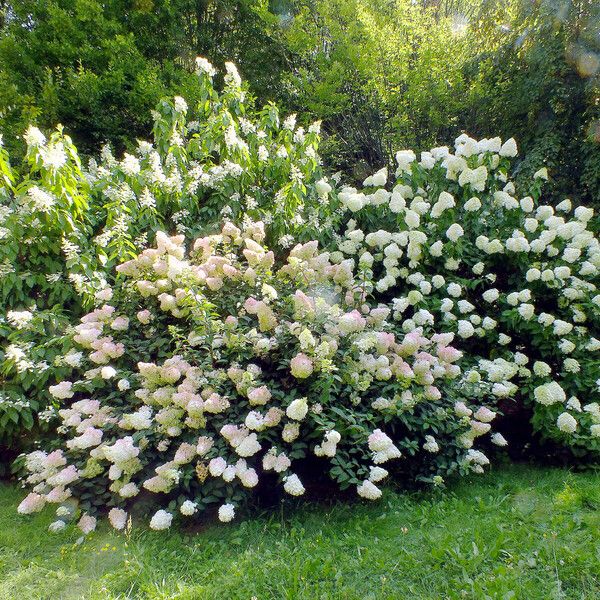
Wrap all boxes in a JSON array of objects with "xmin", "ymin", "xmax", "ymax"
[{"xmin": 0, "ymin": 0, "xmax": 291, "ymax": 157}]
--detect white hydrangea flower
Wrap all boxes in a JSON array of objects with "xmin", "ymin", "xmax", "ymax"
[
  {"xmin": 180, "ymin": 500, "xmax": 198, "ymax": 516},
  {"xmin": 557, "ymin": 412, "xmax": 577, "ymax": 433},
  {"xmin": 357, "ymin": 480, "xmax": 382, "ymax": 500},
  {"xmin": 534, "ymin": 381, "xmax": 566, "ymax": 406},
  {"xmin": 283, "ymin": 474, "xmax": 305, "ymax": 496},
  {"xmin": 218, "ymin": 503, "xmax": 235, "ymax": 523}
]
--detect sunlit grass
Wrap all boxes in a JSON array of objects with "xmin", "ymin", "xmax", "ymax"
[{"xmin": 1, "ymin": 464, "xmax": 599, "ymax": 599}]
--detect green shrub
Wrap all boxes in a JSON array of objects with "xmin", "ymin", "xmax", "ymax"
[
  {"xmin": 336, "ymin": 134, "xmax": 600, "ymax": 455},
  {"xmin": 16, "ymin": 220, "xmax": 497, "ymax": 531}
]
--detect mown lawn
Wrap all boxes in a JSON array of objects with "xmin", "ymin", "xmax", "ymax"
[{"xmin": 0, "ymin": 464, "xmax": 599, "ymax": 600}]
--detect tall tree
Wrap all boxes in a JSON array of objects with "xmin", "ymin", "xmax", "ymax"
[{"xmin": 0, "ymin": 0, "xmax": 290, "ymax": 155}]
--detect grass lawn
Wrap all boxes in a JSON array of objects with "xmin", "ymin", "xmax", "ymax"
[{"xmin": 0, "ymin": 463, "xmax": 599, "ymax": 600}]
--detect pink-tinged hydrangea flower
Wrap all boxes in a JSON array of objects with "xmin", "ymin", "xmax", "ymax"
[
  {"xmin": 471, "ymin": 420, "xmax": 491, "ymax": 436},
  {"xmin": 67, "ymin": 427, "xmax": 103, "ymax": 450},
  {"xmin": 368, "ymin": 429, "xmax": 394, "ymax": 452},
  {"xmin": 209, "ymin": 457, "xmax": 227, "ymax": 477},
  {"xmin": 247, "ymin": 386, "xmax": 271, "ymax": 406},
  {"xmin": 474, "ymin": 407, "xmax": 496, "ymax": 423},
  {"xmin": 43, "ymin": 449, "xmax": 67, "ymax": 468},
  {"xmin": 17, "ymin": 492, "xmax": 46, "ymax": 514},
  {"xmin": 108, "ymin": 508, "xmax": 128, "ymax": 530},
  {"xmin": 437, "ymin": 345, "xmax": 462, "ymax": 363},
  {"xmin": 78, "ymin": 514, "xmax": 97, "ymax": 534},
  {"xmin": 264, "ymin": 407, "xmax": 284, "ymax": 427},
  {"xmin": 424, "ymin": 386, "xmax": 441, "ymax": 400},
  {"xmin": 245, "ymin": 411, "xmax": 265, "ymax": 431},
  {"xmin": 111, "ymin": 316, "xmax": 129, "ymax": 331},
  {"xmin": 293, "ymin": 290, "xmax": 315, "ymax": 319},
  {"xmin": 196, "ymin": 436, "xmax": 214, "ymax": 456},
  {"xmin": 290, "ymin": 353, "xmax": 313, "ymax": 379},
  {"xmin": 220, "ymin": 424, "xmax": 247, "ymax": 447},
  {"xmin": 203, "ymin": 393, "xmax": 230, "ymax": 414},
  {"xmin": 46, "ymin": 486, "xmax": 72, "ymax": 503},
  {"xmin": 47, "ymin": 465, "xmax": 79, "ymax": 487},
  {"xmin": 95, "ymin": 288, "xmax": 113, "ymax": 302},
  {"xmin": 263, "ymin": 450, "xmax": 291, "ymax": 473},
  {"xmin": 466, "ymin": 449, "xmax": 490, "ymax": 468},
  {"xmin": 338, "ymin": 310, "xmax": 367, "ymax": 335},
  {"xmin": 222, "ymin": 465, "xmax": 236, "ymax": 482},
  {"xmin": 173, "ymin": 442, "xmax": 196, "ymax": 465},
  {"xmin": 238, "ymin": 468, "xmax": 259, "ymax": 488},
  {"xmin": 136, "ymin": 309, "xmax": 152, "ymax": 324},
  {"xmin": 72, "ymin": 399, "xmax": 101, "ymax": 415},
  {"xmin": 368, "ymin": 429, "xmax": 402, "ymax": 464}
]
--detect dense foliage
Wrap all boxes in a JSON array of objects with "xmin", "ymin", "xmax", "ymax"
[
  {"xmin": 0, "ymin": 0, "xmax": 289, "ymax": 156},
  {"xmin": 0, "ymin": 60, "xmax": 335, "ymax": 449},
  {"xmin": 6, "ymin": 59, "xmax": 598, "ymax": 534},
  {"xmin": 1, "ymin": 0, "xmax": 597, "ymax": 206}
]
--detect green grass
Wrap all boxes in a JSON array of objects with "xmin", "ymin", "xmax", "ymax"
[{"xmin": 1, "ymin": 464, "xmax": 599, "ymax": 600}]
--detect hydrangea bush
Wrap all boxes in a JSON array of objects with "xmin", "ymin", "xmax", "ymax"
[
  {"xmin": 11, "ymin": 58, "xmax": 600, "ymax": 532},
  {"xmin": 17, "ymin": 220, "xmax": 500, "ymax": 531},
  {"xmin": 1, "ymin": 58, "xmax": 339, "ymax": 448},
  {"xmin": 0, "ymin": 126, "xmax": 103, "ymax": 447},
  {"xmin": 335, "ymin": 135, "xmax": 600, "ymax": 454},
  {"xmin": 87, "ymin": 57, "xmax": 341, "ymax": 257}
]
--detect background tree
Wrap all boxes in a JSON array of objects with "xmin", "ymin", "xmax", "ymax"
[
  {"xmin": 279, "ymin": 0, "xmax": 600, "ymax": 203},
  {"xmin": 0, "ymin": 0, "xmax": 290, "ymax": 156}
]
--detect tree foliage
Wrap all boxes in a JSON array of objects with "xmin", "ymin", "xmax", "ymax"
[
  {"xmin": 280, "ymin": 0, "xmax": 600, "ymax": 204},
  {"xmin": 0, "ymin": 0, "xmax": 290, "ymax": 156}
]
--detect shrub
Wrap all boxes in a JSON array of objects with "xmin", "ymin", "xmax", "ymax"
[
  {"xmin": 0, "ymin": 58, "xmax": 338, "ymax": 449},
  {"xmin": 335, "ymin": 134, "xmax": 600, "ymax": 455},
  {"xmin": 11, "ymin": 57, "xmax": 599, "ymax": 534},
  {"xmin": 0, "ymin": 310, "xmax": 72, "ymax": 447},
  {"xmin": 0, "ymin": 126, "xmax": 101, "ymax": 450},
  {"xmin": 16, "ymin": 220, "xmax": 500, "ymax": 531},
  {"xmin": 88, "ymin": 58, "xmax": 340, "ymax": 255}
]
